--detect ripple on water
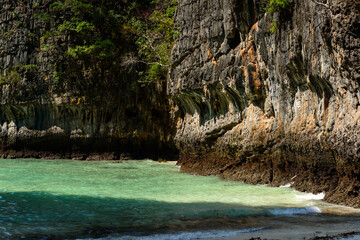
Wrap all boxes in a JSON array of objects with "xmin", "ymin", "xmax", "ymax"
[{"xmin": 0, "ymin": 159, "xmax": 359, "ymax": 239}]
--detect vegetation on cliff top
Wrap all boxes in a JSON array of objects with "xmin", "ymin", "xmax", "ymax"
[
  {"xmin": 121, "ymin": 0, "xmax": 178, "ymax": 83},
  {"xmin": 37, "ymin": 0, "xmax": 178, "ymax": 87}
]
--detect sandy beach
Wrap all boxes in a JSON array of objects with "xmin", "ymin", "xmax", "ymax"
[{"xmin": 215, "ymin": 215, "xmax": 360, "ymax": 240}]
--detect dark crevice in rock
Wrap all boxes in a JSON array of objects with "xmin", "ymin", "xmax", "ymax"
[
  {"xmin": 228, "ymin": 29, "xmax": 241, "ymax": 49},
  {"xmin": 169, "ymin": 0, "xmax": 360, "ymax": 208}
]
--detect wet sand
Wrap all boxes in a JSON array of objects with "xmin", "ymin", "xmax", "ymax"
[
  {"xmin": 216, "ymin": 214, "xmax": 360, "ymax": 240},
  {"xmin": 220, "ymin": 229, "xmax": 360, "ymax": 240}
]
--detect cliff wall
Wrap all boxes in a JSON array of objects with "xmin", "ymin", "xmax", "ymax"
[
  {"xmin": 169, "ymin": 0, "xmax": 360, "ymax": 207},
  {"xmin": 1, "ymin": 0, "xmax": 359, "ymax": 207},
  {"xmin": 0, "ymin": 0, "xmax": 176, "ymax": 160}
]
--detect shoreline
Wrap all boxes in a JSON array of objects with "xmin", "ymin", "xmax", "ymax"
[
  {"xmin": 1, "ymin": 158, "xmax": 360, "ymax": 240},
  {"xmin": 2, "ymin": 157, "xmax": 360, "ymax": 210},
  {"xmin": 216, "ymin": 214, "xmax": 360, "ymax": 240},
  {"xmin": 214, "ymin": 214, "xmax": 360, "ymax": 240},
  {"xmin": 177, "ymin": 155, "xmax": 360, "ymax": 209},
  {"xmin": 218, "ymin": 230, "xmax": 360, "ymax": 240}
]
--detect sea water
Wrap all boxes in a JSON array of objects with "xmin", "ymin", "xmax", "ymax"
[{"xmin": 0, "ymin": 159, "xmax": 359, "ymax": 239}]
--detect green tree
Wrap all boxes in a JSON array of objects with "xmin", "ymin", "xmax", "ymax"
[
  {"xmin": 41, "ymin": 0, "xmax": 116, "ymax": 60},
  {"xmin": 264, "ymin": 0, "xmax": 291, "ymax": 32},
  {"xmin": 266, "ymin": 0, "xmax": 290, "ymax": 15},
  {"xmin": 0, "ymin": 65, "xmax": 37, "ymax": 85},
  {"xmin": 38, "ymin": 0, "xmax": 178, "ymax": 86},
  {"xmin": 37, "ymin": 0, "xmax": 126, "ymax": 87},
  {"xmin": 121, "ymin": 0, "xmax": 178, "ymax": 83}
]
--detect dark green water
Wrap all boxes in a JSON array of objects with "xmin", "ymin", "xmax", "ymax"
[{"xmin": 0, "ymin": 159, "xmax": 359, "ymax": 239}]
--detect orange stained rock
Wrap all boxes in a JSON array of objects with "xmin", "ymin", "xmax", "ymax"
[
  {"xmin": 313, "ymin": 55, "xmax": 317, "ymax": 70},
  {"xmin": 273, "ymin": 118, "xmax": 285, "ymax": 139},
  {"xmin": 305, "ymin": 113, "xmax": 317, "ymax": 130},
  {"xmin": 254, "ymin": 67, "xmax": 261, "ymax": 88},
  {"xmin": 207, "ymin": 49, "xmax": 212, "ymax": 60},
  {"xmin": 249, "ymin": 22, "xmax": 259, "ymax": 34},
  {"xmin": 212, "ymin": 57, "xmax": 218, "ymax": 65},
  {"xmin": 248, "ymin": 44, "xmax": 256, "ymax": 63},
  {"xmin": 333, "ymin": 118, "xmax": 344, "ymax": 131},
  {"xmin": 351, "ymin": 109, "xmax": 360, "ymax": 126}
]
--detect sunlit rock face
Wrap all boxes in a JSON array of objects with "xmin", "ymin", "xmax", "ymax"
[
  {"xmin": 169, "ymin": 0, "xmax": 360, "ymax": 207},
  {"xmin": 0, "ymin": 0, "xmax": 176, "ymax": 160}
]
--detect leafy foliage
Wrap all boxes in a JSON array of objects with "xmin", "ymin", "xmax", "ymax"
[
  {"xmin": 41, "ymin": 0, "xmax": 117, "ymax": 60},
  {"xmin": 34, "ymin": 12, "xmax": 50, "ymax": 21},
  {"xmin": 36, "ymin": 0, "xmax": 126, "ymax": 86},
  {"xmin": 0, "ymin": 65, "xmax": 37, "ymax": 85},
  {"xmin": 264, "ymin": 0, "xmax": 291, "ymax": 33},
  {"xmin": 0, "ymin": 29, "xmax": 15, "ymax": 39},
  {"xmin": 53, "ymin": 71, "xmax": 60, "ymax": 84},
  {"xmin": 0, "ymin": 69, "xmax": 21, "ymax": 85},
  {"xmin": 122, "ymin": 0, "xmax": 178, "ymax": 83},
  {"xmin": 265, "ymin": 0, "xmax": 290, "ymax": 15},
  {"xmin": 36, "ymin": 0, "xmax": 178, "ymax": 87},
  {"xmin": 50, "ymin": 0, "xmax": 92, "ymax": 12},
  {"xmin": 270, "ymin": 21, "xmax": 278, "ymax": 33}
]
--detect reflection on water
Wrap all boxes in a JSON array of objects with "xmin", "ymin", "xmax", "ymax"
[{"xmin": 0, "ymin": 159, "xmax": 359, "ymax": 239}]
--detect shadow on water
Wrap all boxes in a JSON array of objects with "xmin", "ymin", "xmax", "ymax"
[
  {"xmin": 1, "ymin": 191, "xmax": 360, "ymax": 239},
  {"xmin": 0, "ymin": 191, "xmax": 263, "ymax": 239}
]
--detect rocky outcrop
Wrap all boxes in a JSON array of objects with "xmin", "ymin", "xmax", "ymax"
[
  {"xmin": 0, "ymin": 100, "xmax": 176, "ymax": 160},
  {"xmin": 169, "ymin": 0, "xmax": 360, "ymax": 207},
  {"xmin": 0, "ymin": 0, "xmax": 177, "ymax": 160}
]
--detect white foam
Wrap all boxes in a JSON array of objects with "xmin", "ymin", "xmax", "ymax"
[
  {"xmin": 280, "ymin": 183, "xmax": 292, "ymax": 188},
  {"xmin": 269, "ymin": 206, "xmax": 321, "ymax": 216},
  {"xmin": 79, "ymin": 227, "xmax": 266, "ymax": 240},
  {"xmin": 295, "ymin": 192, "xmax": 325, "ymax": 200}
]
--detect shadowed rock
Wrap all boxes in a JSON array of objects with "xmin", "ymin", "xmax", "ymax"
[{"xmin": 169, "ymin": 0, "xmax": 360, "ymax": 207}]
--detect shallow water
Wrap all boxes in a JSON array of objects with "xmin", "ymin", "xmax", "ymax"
[{"xmin": 0, "ymin": 159, "xmax": 359, "ymax": 239}]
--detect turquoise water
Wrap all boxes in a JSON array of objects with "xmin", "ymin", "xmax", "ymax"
[{"xmin": 0, "ymin": 159, "xmax": 359, "ymax": 239}]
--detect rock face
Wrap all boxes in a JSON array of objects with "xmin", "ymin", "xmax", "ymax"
[
  {"xmin": 169, "ymin": 0, "xmax": 360, "ymax": 207},
  {"xmin": 0, "ymin": 0, "xmax": 176, "ymax": 160}
]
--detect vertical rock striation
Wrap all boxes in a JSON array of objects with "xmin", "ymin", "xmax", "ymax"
[
  {"xmin": 0, "ymin": 0, "xmax": 176, "ymax": 160},
  {"xmin": 169, "ymin": 0, "xmax": 360, "ymax": 207}
]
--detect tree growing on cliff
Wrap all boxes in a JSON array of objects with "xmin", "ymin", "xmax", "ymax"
[
  {"xmin": 36, "ymin": 0, "xmax": 126, "ymax": 93},
  {"xmin": 121, "ymin": 0, "xmax": 178, "ymax": 84},
  {"xmin": 41, "ymin": 0, "xmax": 117, "ymax": 60},
  {"xmin": 264, "ymin": 0, "xmax": 291, "ymax": 32},
  {"xmin": 38, "ymin": 0, "xmax": 178, "ymax": 86},
  {"xmin": 265, "ymin": 0, "xmax": 290, "ymax": 15}
]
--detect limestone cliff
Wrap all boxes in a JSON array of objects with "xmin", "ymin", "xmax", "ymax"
[
  {"xmin": 169, "ymin": 0, "xmax": 360, "ymax": 207},
  {"xmin": 0, "ymin": 0, "xmax": 176, "ymax": 160},
  {"xmin": 1, "ymin": 0, "xmax": 359, "ymax": 208}
]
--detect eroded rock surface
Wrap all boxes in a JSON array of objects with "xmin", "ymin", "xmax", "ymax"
[
  {"xmin": 0, "ymin": 0, "xmax": 176, "ymax": 160},
  {"xmin": 169, "ymin": 0, "xmax": 360, "ymax": 207}
]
